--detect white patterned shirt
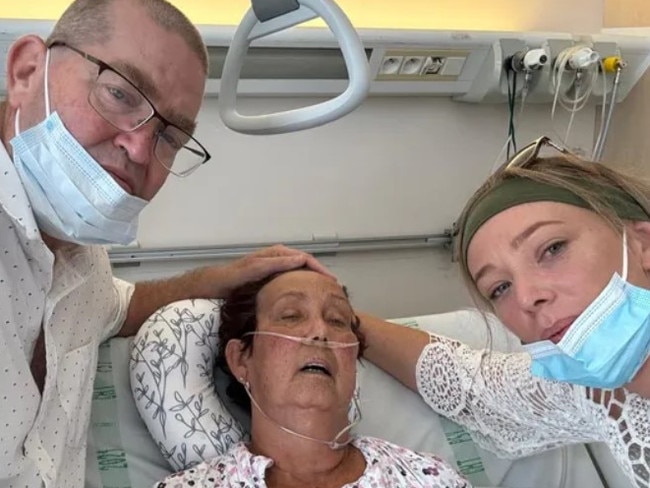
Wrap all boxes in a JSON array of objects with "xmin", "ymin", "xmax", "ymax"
[
  {"xmin": 154, "ymin": 436, "xmax": 471, "ymax": 487},
  {"xmin": 0, "ymin": 142, "xmax": 134, "ymax": 487},
  {"xmin": 416, "ymin": 334, "xmax": 650, "ymax": 488}
]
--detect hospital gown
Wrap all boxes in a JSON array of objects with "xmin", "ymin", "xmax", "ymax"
[
  {"xmin": 416, "ymin": 334, "xmax": 650, "ymax": 488},
  {"xmin": 154, "ymin": 436, "xmax": 470, "ymax": 487}
]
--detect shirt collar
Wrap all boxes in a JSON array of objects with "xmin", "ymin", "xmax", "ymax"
[{"xmin": 0, "ymin": 140, "xmax": 41, "ymax": 240}]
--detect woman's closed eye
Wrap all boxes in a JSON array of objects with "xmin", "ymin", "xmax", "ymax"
[
  {"xmin": 325, "ymin": 314, "xmax": 351, "ymax": 328},
  {"xmin": 278, "ymin": 310, "xmax": 303, "ymax": 323}
]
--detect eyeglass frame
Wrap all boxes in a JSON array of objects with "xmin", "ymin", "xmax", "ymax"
[
  {"xmin": 503, "ymin": 135, "xmax": 574, "ymax": 171},
  {"xmin": 47, "ymin": 40, "xmax": 211, "ymax": 177}
]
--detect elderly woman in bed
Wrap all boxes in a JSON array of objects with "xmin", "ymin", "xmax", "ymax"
[{"xmin": 154, "ymin": 269, "xmax": 469, "ymax": 488}]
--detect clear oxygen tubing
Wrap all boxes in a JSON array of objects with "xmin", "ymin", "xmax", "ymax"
[
  {"xmin": 242, "ymin": 331, "xmax": 360, "ymax": 349},
  {"xmin": 241, "ymin": 330, "xmax": 361, "ymax": 450}
]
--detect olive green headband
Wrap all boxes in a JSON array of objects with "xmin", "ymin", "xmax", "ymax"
[{"xmin": 462, "ymin": 177, "xmax": 649, "ymax": 259}]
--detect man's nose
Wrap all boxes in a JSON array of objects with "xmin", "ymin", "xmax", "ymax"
[{"xmin": 114, "ymin": 122, "xmax": 158, "ymax": 167}]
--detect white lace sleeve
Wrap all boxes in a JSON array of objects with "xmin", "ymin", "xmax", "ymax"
[{"xmin": 415, "ymin": 334, "xmax": 650, "ymax": 488}]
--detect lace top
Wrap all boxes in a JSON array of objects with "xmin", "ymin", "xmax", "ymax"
[
  {"xmin": 416, "ymin": 334, "xmax": 650, "ymax": 488},
  {"xmin": 153, "ymin": 436, "xmax": 470, "ymax": 487}
]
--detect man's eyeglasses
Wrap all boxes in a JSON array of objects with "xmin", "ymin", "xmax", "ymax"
[
  {"xmin": 48, "ymin": 41, "xmax": 211, "ymax": 177},
  {"xmin": 502, "ymin": 136, "xmax": 572, "ymax": 171}
]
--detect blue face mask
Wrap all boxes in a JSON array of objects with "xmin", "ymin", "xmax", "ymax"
[
  {"xmin": 9, "ymin": 49, "xmax": 147, "ymax": 246},
  {"xmin": 523, "ymin": 231, "xmax": 650, "ymax": 389}
]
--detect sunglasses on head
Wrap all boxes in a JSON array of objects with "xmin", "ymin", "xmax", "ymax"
[{"xmin": 502, "ymin": 136, "xmax": 574, "ymax": 171}]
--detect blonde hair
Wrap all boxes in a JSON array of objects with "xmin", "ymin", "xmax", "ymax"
[
  {"xmin": 455, "ymin": 154, "xmax": 650, "ymax": 308},
  {"xmin": 46, "ymin": 0, "xmax": 208, "ymax": 73}
]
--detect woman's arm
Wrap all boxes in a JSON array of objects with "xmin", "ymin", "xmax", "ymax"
[
  {"xmin": 356, "ymin": 311, "xmax": 649, "ymax": 488},
  {"xmin": 357, "ymin": 312, "xmax": 430, "ymax": 391},
  {"xmin": 359, "ymin": 311, "xmax": 602, "ymax": 454}
]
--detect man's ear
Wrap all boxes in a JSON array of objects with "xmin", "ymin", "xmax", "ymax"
[
  {"xmin": 5, "ymin": 35, "xmax": 47, "ymax": 109},
  {"xmin": 630, "ymin": 221, "xmax": 650, "ymax": 272},
  {"xmin": 225, "ymin": 339, "xmax": 250, "ymax": 383}
]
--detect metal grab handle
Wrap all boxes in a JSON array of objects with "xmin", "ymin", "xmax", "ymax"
[{"xmin": 218, "ymin": 0, "xmax": 371, "ymax": 135}]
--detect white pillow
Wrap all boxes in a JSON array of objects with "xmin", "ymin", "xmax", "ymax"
[{"xmin": 129, "ymin": 299, "xmax": 248, "ymax": 472}]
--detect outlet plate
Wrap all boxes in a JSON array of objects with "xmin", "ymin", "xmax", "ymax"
[{"xmin": 376, "ymin": 49, "xmax": 469, "ymax": 81}]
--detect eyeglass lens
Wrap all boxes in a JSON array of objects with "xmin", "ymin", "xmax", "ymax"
[{"xmin": 89, "ymin": 69, "xmax": 207, "ymax": 176}]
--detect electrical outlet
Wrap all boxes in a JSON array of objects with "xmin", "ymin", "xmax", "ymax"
[
  {"xmin": 379, "ymin": 56, "xmax": 404, "ymax": 75},
  {"xmin": 399, "ymin": 56, "xmax": 426, "ymax": 75}
]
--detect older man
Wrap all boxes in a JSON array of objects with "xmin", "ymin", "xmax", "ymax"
[{"xmin": 0, "ymin": 1, "xmax": 327, "ymax": 486}]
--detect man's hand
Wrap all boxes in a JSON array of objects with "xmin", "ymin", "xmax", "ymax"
[
  {"xmin": 119, "ymin": 245, "xmax": 334, "ymax": 337},
  {"xmin": 202, "ymin": 244, "xmax": 334, "ymax": 298}
]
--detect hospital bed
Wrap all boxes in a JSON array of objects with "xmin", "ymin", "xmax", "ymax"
[{"xmin": 83, "ymin": 299, "xmax": 631, "ymax": 488}]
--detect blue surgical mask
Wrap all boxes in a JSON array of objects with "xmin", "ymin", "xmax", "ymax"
[
  {"xmin": 9, "ymin": 49, "xmax": 147, "ymax": 245},
  {"xmin": 523, "ymin": 231, "xmax": 650, "ymax": 389}
]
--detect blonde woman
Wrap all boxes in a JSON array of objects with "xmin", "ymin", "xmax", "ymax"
[{"xmin": 359, "ymin": 136, "xmax": 650, "ymax": 488}]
